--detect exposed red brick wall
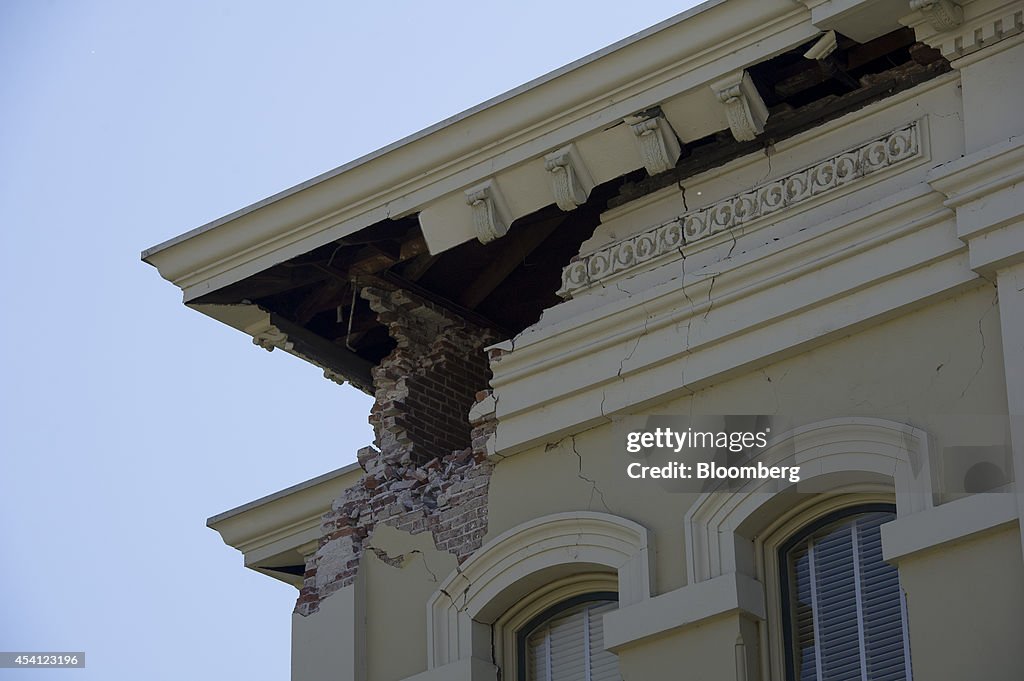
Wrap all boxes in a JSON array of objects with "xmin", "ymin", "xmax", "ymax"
[{"xmin": 296, "ymin": 284, "xmax": 499, "ymax": 616}]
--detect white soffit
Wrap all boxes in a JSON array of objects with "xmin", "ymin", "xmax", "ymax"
[{"xmin": 142, "ymin": 0, "xmax": 824, "ymax": 303}]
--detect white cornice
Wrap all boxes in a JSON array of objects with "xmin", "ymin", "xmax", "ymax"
[
  {"xmin": 927, "ymin": 135, "xmax": 1024, "ymax": 270},
  {"xmin": 497, "ymin": 186, "xmax": 950, "ymax": 386},
  {"xmin": 208, "ymin": 462, "xmax": 362, "ymax": 581},
  {"xmin": 488, "ymin": 183, "xmax": 976, "ymax": 455},
  {"xmin": 902, "ymin": 0, "xmax": 1024, "ymax": 64},
  {"xmin": 142, "ymin": 0, "xmax": 818, "ymax": 302}
]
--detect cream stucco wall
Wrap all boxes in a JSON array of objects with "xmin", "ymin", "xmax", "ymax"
[
  {"xmin": 362, "ymin": 525, "xmax": 458, "ymax": 681},
  {"xmin": 897, "ymin": 526, "xmax": 1024, "ymax": 681},
  {"xmin": 323, "ymin": 275, "xmax": 1020, "ymax": 681},
  {"xmin": 487, "ymin": 284, "xmax": 1008, "ymax": 597}
]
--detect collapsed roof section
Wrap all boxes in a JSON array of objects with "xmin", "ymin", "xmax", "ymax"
[{"xmin": 142, "ymin": 0, "xmax": 950, "ymax": 393}]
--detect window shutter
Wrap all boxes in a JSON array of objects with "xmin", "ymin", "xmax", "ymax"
[
  {"xmin": 525, "ymin": 599, "xmax": 622, "ymax": 681},
  {"xmin": 855, "ymin": 515, "xmax": 910, "ymax": 681},
  {"xmin": 548, "ymin": 612, "xmax": 587, "ymax": 681},
  {"xmin": 814, "ymin": 521, "xmax": 861, "ymax": 680},
  {"xmin": 783, "ymin": 509, "xmax": 912, "ymax": 681},
  {"xmin": 527, "ymin": 627, "xmax": 549, "ymax": 681},
  {"xmin": 587, "ymin": 602, "xmax": 620, "ymax": 681}
]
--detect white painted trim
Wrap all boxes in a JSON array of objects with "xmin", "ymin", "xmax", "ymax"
[
  {"xmin": 142, "ymin": 0, "xmax": 726, "ymax": 258},
  {"xmin": 143, "ymin": 0, "xmax": 818, "ymax": 301},
  {"xmin": 560, "ymin": 121, "xmax": 926, "ymax": 297},
  {"xmin": 209, "ymin": 461, "xmax": 361, "ymax": 525},
  {"xmin": 902, "ymin": 0, "xmax": 1024, "ymax": 63},
  {"xmin": 684, "ymin": 418, "xmax": 935, "ymax": 585},
  {"xmin": 602, "ymin": 572, "xmax": 765, "ymax": 652},
  {"xmin": 881, "ymin": 491, "xmax": 1019, "ymax": 562},
  {"xmin": 207, "ymin": 462, "xmax": 363, "ymax": 584},
  {"xmin": 488, "ymin": 180, "xmax": 973, "ymax": 455},
  {"xmin": 400, "ymin": 657, "xmax": 498, "ymax": 681},
  {"xmin": 426, "ymin": 512, "xmax": 651, "ymax": 669},
  {"xmin": 927, "ymin": 135, "xmax": 1024, "ymax": 272}
]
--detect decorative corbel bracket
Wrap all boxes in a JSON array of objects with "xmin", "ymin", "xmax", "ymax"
[
  {"xmin": 909, "ymin": 0, "xmax": 963, "ymax": 31},
  {"xmin": 711, "ymin": 70, "xmax": 769, "ymax": 142},
  {"xmin": 323, "ymin": 369, "xmax": 346, "ymax": 386},
  {"xmin": 624, "ymin": 110, "xmax": 682, "ymax": 176},
  {"xmin": 544, "ymin": 144, "xmax": 595, "ymax": 211},
  {"xmin": 246, "ymin": 319, "xmax": 294, "ymax": 352},
  {"xmin": 465, "ymin": 179, "xmax": 511, "ymax": 244}
]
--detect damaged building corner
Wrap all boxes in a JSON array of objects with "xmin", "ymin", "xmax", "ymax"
[
  {"xmin": 296, "ymin": 282, "xmax": 502, "ymax": 617},
  {"xmin": 147, "ymin": 2, "xmax": 1024, "ymax": 679}
]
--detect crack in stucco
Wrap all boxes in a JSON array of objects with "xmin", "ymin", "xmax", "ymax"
[
  {"xmin": 960, "ymin": 287, "xmax": 998, "ymax": 399},
  {"xmin": 616, "ymin": 282, "xmax": 653, "ymax": 380},
  {"xmin": 761, "ymin": 368, "xmax": 782, "ymax": 415},
  {"xmin": 704, "ymin": 275, "xmax": 718, "ymax": 320},
  {"xmin": 567, "ymin": 434, "xmax": 612, "ymax": 514},
  {"xmin": 364, "ymin": 546, "xmax": 439, "ymax": 584}
]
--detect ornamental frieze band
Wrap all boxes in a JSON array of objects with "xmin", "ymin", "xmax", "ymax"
[{"xmin": 559, "ymin": 121, "xmax": 922, "ymax": 298}]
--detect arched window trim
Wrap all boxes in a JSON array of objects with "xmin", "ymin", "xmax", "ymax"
[
  {"xmin": 684, "ymin": 417, "xmax": 934, "ymax": 585},
  {"xmin": 426, "ymin": 512, "xmax": 651, "ymax": 670}
]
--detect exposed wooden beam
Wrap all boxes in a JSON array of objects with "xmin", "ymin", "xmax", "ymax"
[
  {"xmin": 294, "ymin": 278, "xmax": 350, "ymax": 325},
  {"xmin": 193, "ymin": 266, "xmax": 327, "ymax": 305},
  {"xmin": 459, "ymin": 214, "xmax": 565, "ymax": 310},
  {"xmin": 372, "ymin": 271, "xmax": 509, "ymax": 337},
  {"xmin": 845, "ymin": 28, "xmax": 915, "ymax": 71},
  {"xmin": 269, "ymin": 313, "xmax": 375, "ymax": 392},
  {"xmin": 401, "ymin": 253, "xmax": 438, "ymax": 282}
]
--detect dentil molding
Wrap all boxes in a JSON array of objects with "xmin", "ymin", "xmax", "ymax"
[{"xmin": 903, "ymin": 0, "xmax": 1024, "ymax": 61}]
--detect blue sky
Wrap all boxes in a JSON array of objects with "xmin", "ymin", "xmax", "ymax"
[{"xmin": 0, "ymin": 2, "xmax": 698, "ymax": 678}]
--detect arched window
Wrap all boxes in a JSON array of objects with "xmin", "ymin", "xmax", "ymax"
[
  {"xmin": 779, "ymin": 505, "xmax": 912, "ymax": 681},
  {"xmin": 518, "ymin": 593, "xmax": 621, "ymax": 681},
  {"xmin": 427, "ymin": 512, "xmax": 650, "ymax": 671}
]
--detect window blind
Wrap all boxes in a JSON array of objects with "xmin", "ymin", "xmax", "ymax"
[
  {"xmin": 784, "ymin": 510, "xmax": 912, "ymax": 681},
  {"xmin": 526, "ymin": 600, "xmax": 621, "ymax": 681}
]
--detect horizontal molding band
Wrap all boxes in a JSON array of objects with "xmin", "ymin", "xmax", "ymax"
[
  {"xmin": 881, "ymin": 492, "xmax": 1020, "ymax": 562},
  {"xmin": 603, "ymin": 572, "xmax": 765, "ymax": 652},
  {"xmin": 560, "ymin": 121, "xmax": 923, "ymax": 297}
]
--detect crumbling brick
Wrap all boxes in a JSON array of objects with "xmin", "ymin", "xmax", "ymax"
[{"xmin": 295, "ymin": 284, "xmax": 500, "ymax": 616}]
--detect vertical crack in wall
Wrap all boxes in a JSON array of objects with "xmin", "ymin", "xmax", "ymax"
[
  {"xmin": 569, "ymin": 434, "xmax": 612, "ymax": 513},
  {"xmin": 960, "ymin": 286, "xmax": 999, "ymax": 399}
]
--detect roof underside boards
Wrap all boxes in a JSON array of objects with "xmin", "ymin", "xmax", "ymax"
[{"xmin": 143, "ymin": 0, "xmax": 949, "ymax": 391}]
